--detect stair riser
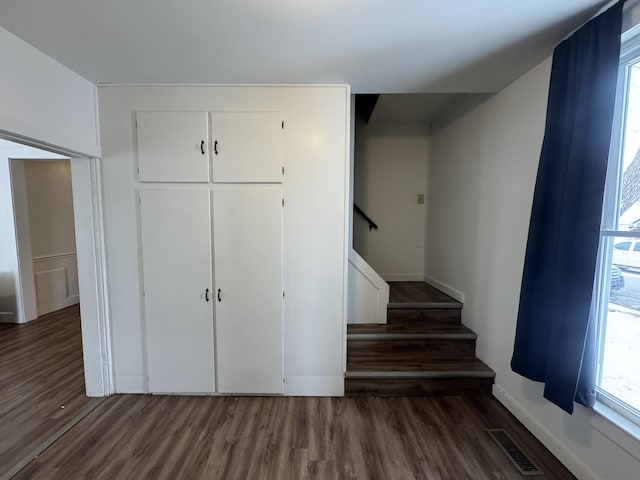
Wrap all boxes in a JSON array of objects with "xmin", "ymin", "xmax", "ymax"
[
  {"xmin": 387, "ymin": 308, "xmax": 461, "ymax": 324},
  {"xmin": 345, "ymin": 377, "xmax": 494, "ymax": 396},
  {"xmin": 347, "ymin": 339, "xmax": 476, "ymax": 366}
]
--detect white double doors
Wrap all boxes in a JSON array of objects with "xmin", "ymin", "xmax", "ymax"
[{"xmin": 138, "ymin": 111, "xmax": 283, "ymax": 394}]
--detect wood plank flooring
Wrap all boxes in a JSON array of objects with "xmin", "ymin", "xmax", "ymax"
[
  {"xmin": 347, "ymin": 357, "xmax": 494, "ymax": 373},
  {"xmin": 389, "ymin": 282, "xmax": 459, "ymax": 305},
  {"xmin": 2, "ymin": 300, "xmax": 574, "ymax": 479},
  {"xmin": 348, "ymin": 323, "xmax": 475, "ymax": 334},
  {"xmin": 387, "ymin": 308, "xmax": 462, "ymax": 324},
  {"xmin": 13, "ymin": 394, "xmax": 575, "ymax": 480},
  {"xmin": 0, "ymin": 305, "xmax": 96, "ymax": 479}
]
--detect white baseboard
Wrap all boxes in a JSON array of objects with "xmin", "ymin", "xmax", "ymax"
[
  {"xmin": 284, "ymin": 375, "xmax": 344, "ymax": 396},
  {"xmin": 423, "ymin": 276, "xmax": 465, "ymax": 303},
  {"xmin": 382, "ymin": 274, "xmax": 424, "ymax": 282},
  {"xmin": 116, "ymin": 374, "xmax": 344, "ymax": 396},
  {"xmin": 0, "ymin": 312, "xmax": 18, "ymax": 323},
  {"xmin": 115, "ymin": 374, "xmax": 147, "ymax": 394},
  {"xmin": 493, "ymin": 384, "xmax": 599, "ymax": 480},
  {"xmin": 37, "ymin": 295, "xmax": 80, "ymax": 318}
]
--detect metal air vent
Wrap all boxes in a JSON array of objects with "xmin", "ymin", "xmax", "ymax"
[{"xmin": 486, "ymin": 429, "xmax": 544, "ymax": 476}]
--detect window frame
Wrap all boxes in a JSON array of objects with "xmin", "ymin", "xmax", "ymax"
[{"xmin": 594, "ymin": 23, "xmax": 640, "ymax": 429}]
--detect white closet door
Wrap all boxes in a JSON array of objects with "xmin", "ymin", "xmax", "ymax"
[
  {"xmin": 211, "ymin": 112, "xmax": 282, "ymax": 183},
  {"xmin": 214, "ymin": 186, "xmax": 283, "ymax": 394},
  {"xmin": 136, "ymin": 112, "xmax": 210, "ymax": 183},
  {"xmin": 140, "ymin": 189, "xmax": 215, "ymax": 393}
]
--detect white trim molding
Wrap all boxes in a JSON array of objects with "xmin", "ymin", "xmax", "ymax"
[
  {"xmin": 284, "ymin": 375, "xmax": 344, "ymax": 396},
  {"xmin": 592, "ymin": 402, "xmax": 640, "ymax": 461},
  {"xmin": 493, "ymin": 385, "xmax": 599, "ymax": 480},
  {"xmin": 32, "ymin": 251, "xmax": 77, "ymax": 262},
  {"xmin": 37, "ymin": 295, "xmax": 79, "ymax": 316},
  {"xmin": 71, "ymin": 157, "xmax": 113, "ymax": 397},
  {"xmin": 382, "ymin": 274, "xmax": 424, "ymax": 282},
  {"xmin": 115, "ymin": 374, "xmax": 146, "ymax": 394},
  {"xmin": 348, "ymin": 249, "xmax": 389, "ymax": 324},
  {"xmin": 31, "ymin": 252, "xmax": 80, "ymax": 317},
  {"xmin": 424, "ymin": 275, "xmax": 465, "ymax": 303}
]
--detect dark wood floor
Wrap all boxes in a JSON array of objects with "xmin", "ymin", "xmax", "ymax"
[
  {"xmin": 2, "ymin": 303, "xmax": 574, "ymax": 479},
  {"xmin": 389, "ymin": 282, "xmax": 459, "ymax": 304},
  {"xmin": 0, "ymin": 305, "xmax": 96, "ymax": 479},
  {"xmin": 14, "ymin": 394, "xmax": 575, "ymax": 480}
]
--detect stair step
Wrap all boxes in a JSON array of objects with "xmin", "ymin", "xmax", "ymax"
[
  {"xmin": 348, "ymin": 339, "xmax": 476, "ymax": 364},
  {"xmin": 348, "ymin": 333, "xmax": 475, "ymax": 341},
  {"xmin": 348, "ymin": 323, "xmax": 473, "ymax": 335},
  {"xmin": 347, "ymin": 357, "xmax": 493, "ymax": 373},
  {"xmin": 345, "ymin": 282, "xmax": 493, "ymax": 396},
  {"xmin": 387, "ymin": 308, "xmax": 461, "ymax": 325},
  {"xmin": 345, "ymin": 376, "xmax": 494, "ymax": 396},
  {"xmin": 346, "ymin": 369, "xmax": 495, "ymax": 379},
  {"xmin": 388, "ymin": 281, "xmax": 458, "ymax": 304},
  {"xmin": 388, "ymin": 301, "xmax": 462, "ymax": 309},
  {"xmin": 348, "ymin": 324, "xmax": 476, "ymax": 364},
  {"xmin": 345, "ymin": 357, "xmax": 495, "ymax": 397}
]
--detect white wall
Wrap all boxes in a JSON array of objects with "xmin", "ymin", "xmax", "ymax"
[
  {"xmin": 426, "ymin": 58, "xmax": 640, "ymax": 480},
  {"xmin": 0, "ymin": 31, "xmax": 107, "ymax": 394},
  {"xmin": 25, "ymin": 160, "xmax": 77, "ymax": 257},
  {"xmin": 22, "ymin": 160, "xmax": 79, "ymax": 315},
  {"xmin": 353, "ymin": 124, "xmax": 428, "ymax": 281},
  {"xmin": 0, "ymin": 26, "xmax": 99, "ymax": 158},
  {"xmin": 1, "ymin": 145, "xmax": 70, "ymax": 324},
  {"xmin": 98, "ymin": 85, "xmax": 350, "ymax": 395}
]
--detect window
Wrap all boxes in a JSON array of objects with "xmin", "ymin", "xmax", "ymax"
[{"xmin": 595, "ymin": 27, "xmax": 640, "ymax": 426}]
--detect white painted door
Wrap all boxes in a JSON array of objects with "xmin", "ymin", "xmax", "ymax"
[
  {"xmin": 213, "ymin": 186, "xmax": 283, "ymax": 394},
  {"xmin": 139, "ymin": 189, "xmax": 215, "ymax": 393},
  {"xmin": 211, "ymin": 112, "xmax": 283, "ymax": 183},
  {"xmin": 136, "ymin": 112, "xmax": 210, "ymax": 182}
]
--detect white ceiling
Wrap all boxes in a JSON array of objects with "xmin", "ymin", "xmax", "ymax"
[{"xmin": 0, "ymin": 0, "xmax": 607, "ymax": 93}]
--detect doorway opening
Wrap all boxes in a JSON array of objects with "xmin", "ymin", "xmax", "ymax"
[{"xmin": 0, "ymin": 137, "xmax": 110, "ymax": 478}]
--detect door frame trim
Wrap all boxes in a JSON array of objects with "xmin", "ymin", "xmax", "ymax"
[{"xmin": 2, "ymin": 130, "xmax": 113, "ymax": 397}]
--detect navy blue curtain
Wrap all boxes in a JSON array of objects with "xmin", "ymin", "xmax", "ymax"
[{"xmin": 511, "ymin": 2, "xmax": 623, "ymax": 415}]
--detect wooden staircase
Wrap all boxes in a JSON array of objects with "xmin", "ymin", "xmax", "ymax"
[{"xmin": 345, "ymin": 282, "xmax": 495, "ymax": 396}]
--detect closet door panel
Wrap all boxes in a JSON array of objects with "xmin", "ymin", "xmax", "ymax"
[
  {"xmin": 140, "ymin": 189, "xmax": 215, "ymax": 393},
  {"xmin": 136, "ymin": 112, "xmax": 210, "ymax": 182},
  {"xmin": 214, "ymin": 186, "xmax": 283, "ymax": 394},
  {"xmin": 211, "ymin": 112, "xmax": 282, "ymax": 183}
]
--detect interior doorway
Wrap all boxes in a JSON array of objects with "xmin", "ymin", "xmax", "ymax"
[
  {"xmin": 11, "ymin": 156, "xmax": 79, "ymax": 319},
  {"xmin": 0, "ymin": 137, "xmax": 110, "ymax": 478}
]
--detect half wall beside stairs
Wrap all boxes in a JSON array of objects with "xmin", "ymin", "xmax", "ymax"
[{"xmin": 347, "ymin": 249, "xmax": 389, "ymax": 325}]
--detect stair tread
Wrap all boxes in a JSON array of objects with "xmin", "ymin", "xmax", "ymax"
[
  {"xmin": 347, "ymin": 356, "xmax": 494, "ymax": 374},
  {"xmin": 387, "ymin": 308, "xmax": 462, "ymax": 325},
  {"xmin": 348, "ymin": 323, "xmax": 474, "ymax": 335},
  {"xmin": 389, "ymin": 282, "xmax": 459, "ymax": 305},
  {"xmin": 388, "ymin": 303, "xmax": 462, "ymax": 310},
  {"xmin": 345, "ymin": 376, "xmax": 493, "ymax": 396}
]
